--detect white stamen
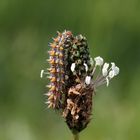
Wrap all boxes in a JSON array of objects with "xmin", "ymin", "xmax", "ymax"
[
  {"xmin": 45, "ymin": 101, "xmax": 50, "ymax": 104},
  {"xmin": 85, "ymin": 76, "xmax": 91, "ymax": 85},
  {"xmin": 111, "ymin": 62, "xmax": 116, "ymax": 69},
  {"xmin": 90, "ymin": 60, "xmax": 119, "ymax": 87},
  {"xmin": 102, "ymin": 63, "xmax": 109, "ymax": 76},
  {"xmin": 84, "ymin": 63, "xmax": 88, "ymax": 72},
  {"xmin": 109, "ymin": 70, "xmax": 115, "ymax": 78},
  {"xmin": 40, "ymin": 70, "xmax": 44, "ymax": 78},
  {"xmin": 94, "ymin": 56, "xmax": 104, "ymax": 66},
  {"xmin": 111, "ymin": 62, "xmax": 119, "ymax": 75},
  {"xmin": 109, "ymin": 65, "xmax": 120, "ymax": 78},
  {"xmin": 90, "ymin": 57, "xmax": 94, "ymax": 66},
  {"xmin": 113, "ymin": 66, "xmax": 120, "ymax": 76},
  {"xmin": 71, "ymin": 63, "xmax": 76, "ymax": 72},
  {"xmin": 106, "ymin": 77, "xmax": 109, "ymax": 87}
]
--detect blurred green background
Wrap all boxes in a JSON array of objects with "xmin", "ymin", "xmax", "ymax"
[{"xmin": 0, "ymin": 0, "xmax": 140, "ymax": 140}]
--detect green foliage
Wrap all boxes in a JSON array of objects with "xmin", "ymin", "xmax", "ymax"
[{"xmin": 0, "ymin": 0, "xmax": 140, "ymax": 139}]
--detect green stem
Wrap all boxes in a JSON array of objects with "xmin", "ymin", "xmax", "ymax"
[{"xmin": 73, "ymin": 133, "xmax": 79, "ymax": 140}]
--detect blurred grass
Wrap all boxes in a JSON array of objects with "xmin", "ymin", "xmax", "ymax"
[{"xmin": 0, "ymin": 0, "xmax": 140, "ymax": 140}]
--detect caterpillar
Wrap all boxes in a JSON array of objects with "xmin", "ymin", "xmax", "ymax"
[{"xmin": 46, "ymin": 31, "xmax": 73, "ymax": 109}]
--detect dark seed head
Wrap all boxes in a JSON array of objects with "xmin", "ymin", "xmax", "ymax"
[{"xmin": 47, "ymin": 30, "xmax": 94, "ymax": 134}]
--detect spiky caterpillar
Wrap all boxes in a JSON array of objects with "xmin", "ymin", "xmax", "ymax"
[{"xmin": 47, "ymin": 31, "xmax": 74, "ymax": 108}]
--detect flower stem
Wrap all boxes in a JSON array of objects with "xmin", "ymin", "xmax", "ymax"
[{"xmin": 73, "ymin": 133, "xmax": 79, "ymax": 140}]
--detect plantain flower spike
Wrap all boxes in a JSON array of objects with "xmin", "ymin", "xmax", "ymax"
[{"xmin": 41, "ymin": 30, "xmax": 120, "ymax": 138}]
